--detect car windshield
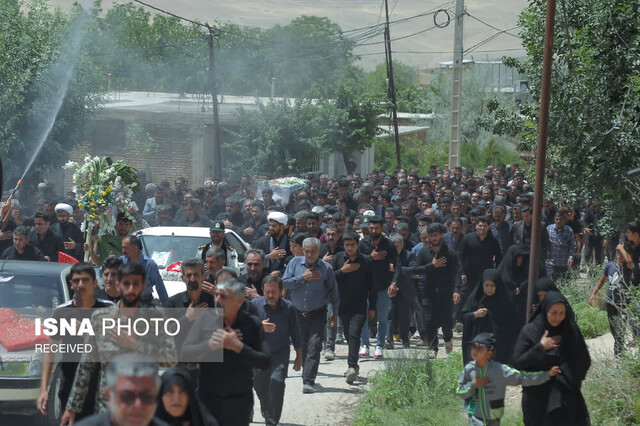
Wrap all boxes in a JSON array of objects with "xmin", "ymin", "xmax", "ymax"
[
  {"xmin": 0, "ymin": 273, "xmax": 65, "ymax": 309},
  {"xmin": 139, "ymin": 235, "xmax": 210, "ymax": 268}
]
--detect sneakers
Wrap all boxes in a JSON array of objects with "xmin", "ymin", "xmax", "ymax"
[
  {"xmin": 416, "ymin": 339, "xmax": 429, "ymax": 346},
  {"xmin": 384, "ymin": 340, "xmax": 394, "ymax": 350},
  {"xmin": 344, "ymin": 365, "xmax": 360, "ymax": 377},
  {"xmin": 454, "ymin": 322, "xmax": 463, "ymax": 333},
  {"xmin": 392, "ymin": 334, "xmax": 400, "ymax": 342},
  {"xmin": 336, "ymin": 334, "xmax": 346, "ymax": 344},
  {"xmin": 302, "ymin": 383, "xmax": 315, "ymax": 394},
  {"xmin": 374, "ymin": 346, "xmax": 384, "ymax": 359},
  {"xmin": 445, "ymin": 340, "xmax": 454, "ymax": 354},
  {"xmin": 324, "ymin": 349, "xmax": 336, "ymax": 361},
  {"xmin": 428, "ymin": 350, "xmax": 438, "ymax": 359},
  {"xmin": 359, "ymin": 345, "xmax": 369, "ymax": 358},
  {"xmin": 345, "ymin": 367, "xmax": 357, "ymax": 384}
]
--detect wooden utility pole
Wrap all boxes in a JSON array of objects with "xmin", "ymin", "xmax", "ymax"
[
  {"xmin": 449, "ymin": 0, "xmax": 464, "ymax": 168},
  {"xmin": 384, "ymin": 0, "xmax": 401, "ymax": 169},
  {"xmin": 206, "ymin": 25, "xmax": 222, "ymax": 179},
  {"xmin": 527, "ymin": 0, "xmax": 557, "ymax": 322}
]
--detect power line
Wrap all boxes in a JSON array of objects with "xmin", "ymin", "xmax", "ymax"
[
  {"xmin": 466, "ymin": 13, "xmax": 521, "ymax": 39},
  {"xmin": 131, "ymin": 0, "xmax": 206, "ymax": 28},
  {"xmin": 87, "ymin": 37, "xmax": 207, "ymax": 57}
]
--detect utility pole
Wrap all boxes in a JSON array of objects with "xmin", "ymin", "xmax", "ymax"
[
  {"xmin": 527, "ymin": 0, "xmax": 556, "ymax": 322},
  {"xmin": 384, "ymin": 0, "xmax": 401, "ymax": 169},
  {"xmin": 206, "ymin": 24, "xmax": 222, "ymax": 179},
  {"xmin": 449, "ymin": 0, "xmax": 464, "ymax": 168}
]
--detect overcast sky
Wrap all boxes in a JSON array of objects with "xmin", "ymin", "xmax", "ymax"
[{"xmin": 58, "ymin": 0, "xmax": 528, "ymax": 70}]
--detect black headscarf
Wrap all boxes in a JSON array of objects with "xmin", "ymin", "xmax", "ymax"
[
  {"xmin": 514, "ymin": 291, "xmax": 591, "ymax": 424},
  {"xmin": 535, "ymin": 278, "xmax": 560, "ymax": 295},
  {"xmin": 461, "ymin": 269, "xmax": 515, "ymax": 364},
  {"xmin": 155, "ymin": 367, "xmax": 218, "ymax": 426}
]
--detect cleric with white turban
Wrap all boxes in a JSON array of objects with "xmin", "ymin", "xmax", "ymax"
[{"xmin": 253, "ymin": 211, "xmax": 291, "ymax": 274}]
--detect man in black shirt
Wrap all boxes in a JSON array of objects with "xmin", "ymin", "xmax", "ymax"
[
  {"xmin": 457, "ymin": 216, "xmax": 502, "ymax": 324},
  {"xmin": 36, "ymin": 263, "xmax": 114, "ymax": 422},
  {"xmin": 251, "ymin": 275, "xmax": 302, "ymax": 426},
  {"xmin": 358, "ymin": 215, "xmax": 397, "ymax": 359},
  {"xmin": 30, "ymin": 213, "xmax": 64, "ymax": 261},
  {"xmin": 167, "ymin": 259, "xmax": 215, "ymax": 341},
  {"xmin": 413, "ymin": 223, "xmax": 460, "ymax": 357},
  {"xmin": 239, "ymin": 249, "xmax": 269, "ymax": 299},
  {"xmin": 182, "ymin": 278, "xmax": 270, "ymax": 426},
  {"xmin": 0, "ymin": 225, "xmax": 46, "ymax": 261},
  {"xmin": 333, "ymin": 232, "xmax": 376, "ymax": 383}
]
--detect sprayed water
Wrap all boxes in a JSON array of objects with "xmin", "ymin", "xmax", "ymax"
[{"xmin": 18, "ymin": 3, "xmax": 93, "ymax": 183}]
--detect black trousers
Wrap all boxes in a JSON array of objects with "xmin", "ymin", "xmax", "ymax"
[
  {"xmin": 423, "ymin": 291, "xmax": 453, "ymax": 352},
  {"xmin": 297, "ymin": 306, "xmax": 327, "ymax": 385},
  {"xmin": 340, "ymin": 312, "xmax": 367, "ymax": 368},
  {"xmin": 254, "ymin": 348, "xmax": 290, "ymax": 426},
  {"xmin": 199, "ymin": 390, "xmax": 253, "ymax": 426},
  {"xmin": 390, "ymin": 294, "xmax": 412, "ymax": 345}
]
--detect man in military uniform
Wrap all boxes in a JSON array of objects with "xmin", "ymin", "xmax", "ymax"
[{"xmin": 199, "ymin": 220, "xmax": 238, "ymax": 272}]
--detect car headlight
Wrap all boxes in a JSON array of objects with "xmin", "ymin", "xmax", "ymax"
[{"xmin": 28, "ymin": 359, "xmax": 41, "ymax": 376}]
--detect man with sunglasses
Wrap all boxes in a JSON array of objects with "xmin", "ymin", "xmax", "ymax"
[{"xmin": 74, "ymin": 353, "xmax": 168, "ymax": 426}]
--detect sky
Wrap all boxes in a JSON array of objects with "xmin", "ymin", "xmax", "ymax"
[{"xmin": 56, "ymin": 0, "xmax": 529, "ymax": 71}]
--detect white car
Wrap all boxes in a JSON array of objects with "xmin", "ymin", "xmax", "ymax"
[{"xmin": 134, "ymin": 227, "xmax": 250, "ymax": 298}]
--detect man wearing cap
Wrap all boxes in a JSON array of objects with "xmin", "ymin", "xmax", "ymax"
[
  {"xmin": 254, "ymin": 212, "xmax": 291, "ymax": 275},
  {"xmin": 50, "ymin": 202, "xmax": 83, "ymax": 260},
  {"xmin": 199, "ymin": 220, "xmax": 238, "ymax": 272}
]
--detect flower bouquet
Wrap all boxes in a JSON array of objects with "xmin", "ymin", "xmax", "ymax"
[
  {"xmin": 64, "ymin": 156, "xmax": 140, "ymax": 261},
  {"xmin": 258, "ymin": 177, "xmax": 308, "ymax": 206}
]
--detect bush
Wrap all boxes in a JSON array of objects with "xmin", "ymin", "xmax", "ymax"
[
  {"xmin": 354, "ymin": 352, "xmax": 464, "ymax": 425},
  {"xmin": 572, "ymin": 301, "xmax": 610, "ymax": 339}
]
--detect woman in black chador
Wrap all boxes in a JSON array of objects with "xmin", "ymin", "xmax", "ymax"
[
  {"xmin": 156, "ymin": 367, "xmax": 218, "ymax": 426},
  {"xmin": 513, "ymin": 291, "xmax": 591, "ymax": 425},
  {"xmin": 461, "ymin": 269, "xmax": 515, "ymax": 365}
]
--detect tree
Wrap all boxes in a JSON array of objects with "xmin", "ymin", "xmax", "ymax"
[
  {"xmin": 314, "ymin": 81, "xmax": 383, "ymax": 174},
  {"xmin": 263, "ymin": 16, "xmax": 360, "ymax": 97},
  {"xmin": 362, "ymin": 61, "xmax": 424, "ymax": 112},
  {"xmin": 227, "ymin": 98, "xmax": 325, "ymax": 176},
  {"xmin": 0, "ymin": 0, "xmax": 103, "ymax": 179},
  {"xmin": 508, "ymin": 0, "xmax": 640, "ymax": 233}
]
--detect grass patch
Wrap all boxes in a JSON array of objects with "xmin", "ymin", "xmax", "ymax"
[
  {"xmin": 582, "ymin": 353, "xmax": 640, "ymax": 425},
  {"xmin": 556, "ymin": 268, "xmax": 610, "ymax": 339},
  {"xmin": 354, "ymin": 352, "xmax": 463, "ymax": 425}
]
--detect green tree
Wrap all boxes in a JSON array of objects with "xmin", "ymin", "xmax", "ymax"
[
  {"xmin": 509, "ymin": 0, "xmax": 640, "ymax": 232},
  {"xmin": 0, "ymin": 0, "xmax": 103, "ymax": 178},
  {"xmin": 227, "ymin": 98, "xmax": 325, "ymax": 176},
  {"xmin": 264, "ymin": 16, "xmax": 360, "ymax": 97},
  {"xmin": 314, "ymin": 81, "xmax": 383, "ymax": 174},
  {"xmin": 363, "ymin": 61, "xmax": 424, "ymax": 112}
]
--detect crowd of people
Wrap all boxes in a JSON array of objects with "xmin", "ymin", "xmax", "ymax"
[{"xmin": 1, "ymin": 162, "xmax": 640, "ymax": 425}]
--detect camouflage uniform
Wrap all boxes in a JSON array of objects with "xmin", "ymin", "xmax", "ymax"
[{"xmin": 65, "ymin": 303, "xmax": 176, "ymax": 414}]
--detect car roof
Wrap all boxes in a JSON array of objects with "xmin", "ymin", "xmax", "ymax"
[
  {"xmin": 0, "ymin": 260, "xmax": 73, "ymax": 276},
  {"xmin": 135, "ymin": 226, "xmax": 214, "ymax": 237}
]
